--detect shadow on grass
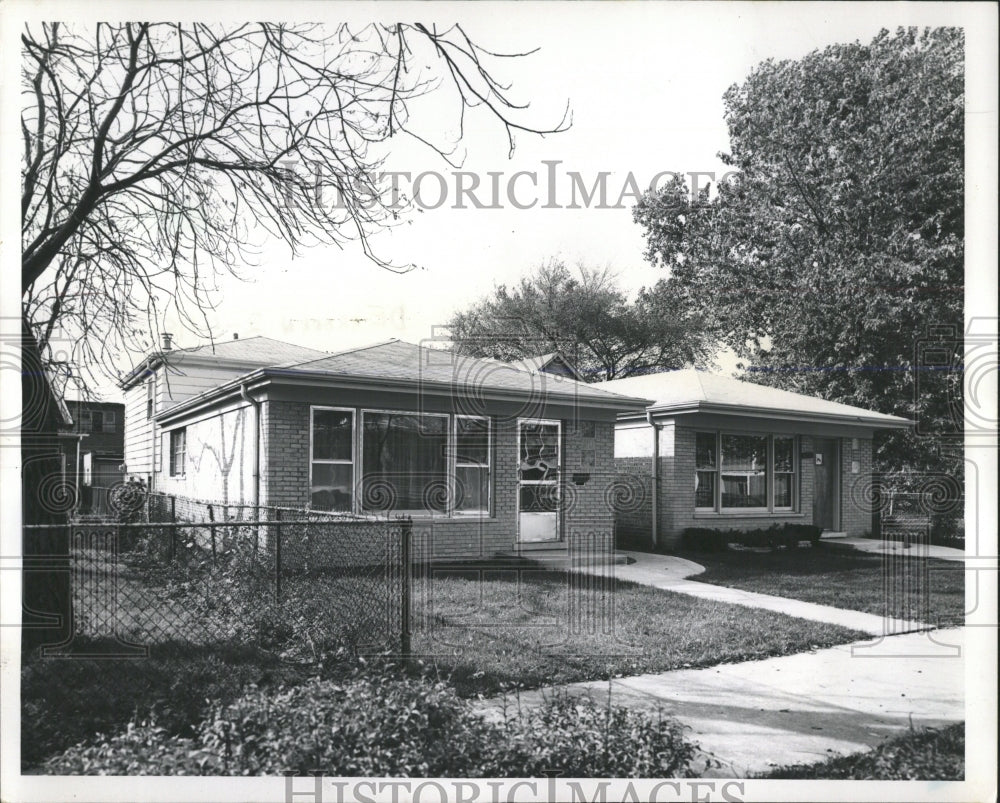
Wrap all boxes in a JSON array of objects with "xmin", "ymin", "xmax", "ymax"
[{"xmin": 20, "ymin": 637, "xmax": 388, "ymax": 771}]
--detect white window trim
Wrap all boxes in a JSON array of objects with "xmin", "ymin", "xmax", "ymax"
[
  {"xmin": 694, "ymin": 430, "xmax": 799, "ymax": 514},
  {"xmin": 169, "ymin": 428, "xmax": 186, "ymax": 478},
  {"xmin": 309, "ymin": 406, "xmax": 356, "ymax": 513},
  {"xmin": 772, "ymin": 435, "xmax": 797, "ymax": 512},
  {"xmin": 452, "ymin": 414, "xmax": 492, "ymax": 516}
]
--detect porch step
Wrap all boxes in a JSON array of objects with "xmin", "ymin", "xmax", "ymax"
[
  {"xmin": 495, "ymin": 548, "xmax": 633, "ymax": 568},
  {"xmin": 820, "ymin": 531, "xmax": 848, "ymax": 539}
]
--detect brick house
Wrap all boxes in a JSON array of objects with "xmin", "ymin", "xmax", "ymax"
[
  {"xmin": 596, "ymin": 370, "xmax": 912, "ymax": 548},
  {"xmin": 121, "ymin": 337, "xmax": 649, "ymax": 561}
]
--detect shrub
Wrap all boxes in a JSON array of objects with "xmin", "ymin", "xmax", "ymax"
[
  {"xmin": 681, "ymin": 523, "xmax": 823, "ymax": 553},
  {"xmin": 43, "ymin": 668, "xmax": 696, "ymax": 777},
  {"xmin": 754, "ymin": 723, "xmax": 964, "ymax": 780}
]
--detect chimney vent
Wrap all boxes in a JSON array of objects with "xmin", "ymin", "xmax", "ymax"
[
  {"xmin": 161, "ymin": 333, "xmax": 173, "ymax": 351},
  {"xmin": 233, "ymin": 333, "xmax": 239, "ymax": 340}
]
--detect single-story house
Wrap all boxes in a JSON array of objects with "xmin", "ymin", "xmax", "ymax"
[
  {"xmin": 595, "ymin": 369, "xmax": 912, "ymax": 547},
  {"xmin": 120, "ymin": 336, "xmax": 650, "ymax": 561}
]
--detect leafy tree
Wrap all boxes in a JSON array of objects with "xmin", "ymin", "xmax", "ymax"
[
  {"xmin": 448, "ymin": 260, "xmax": 714, "ymax": 381},
  {"xmin": 634, "ymin": 27, "xmax": 964, "ymax": 480},
  {"xmin": 21, "ymin": 22, "xmax": 568, "ymax": 390}
]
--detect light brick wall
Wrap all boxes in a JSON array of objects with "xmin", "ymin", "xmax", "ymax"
[{"xmin": 259, "ymin": 400, "xmax": 617, "ymax": 561}]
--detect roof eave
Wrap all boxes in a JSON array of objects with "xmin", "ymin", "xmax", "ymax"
[{"xmin": 619, "ymin": 401, "xmax": 913, "ymax": 429}]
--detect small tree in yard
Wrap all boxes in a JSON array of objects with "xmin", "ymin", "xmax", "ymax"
[{"xmin": 448, "ymin": 259, "xmax": 715, "ymax": 381}]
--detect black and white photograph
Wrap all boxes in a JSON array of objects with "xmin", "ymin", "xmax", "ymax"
[{"xmin": 1, "ymin": 2, "xmax": 996, "ymax": 801}]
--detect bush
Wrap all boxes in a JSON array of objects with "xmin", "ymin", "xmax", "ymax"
[
  {"xmin": 681, "ymin": 523, "xmax": 822, "ymax": 553},
  {"xmin": 43, "ymin": 667, "xmax": 696, "ymax": 777},
  {"xmin": 754, "ymin": 723, "xmax": 964, "ymax": 780}
]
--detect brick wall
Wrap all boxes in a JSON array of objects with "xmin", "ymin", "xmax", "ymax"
[
  {"xmin": 259, "ymin": 400, "xmax": 618, "ymax": 561},
  {"xmin": 840, "ymin": 436, "xmax": 874, "ymax": 536}
]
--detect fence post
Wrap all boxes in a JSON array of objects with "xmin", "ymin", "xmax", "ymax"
[
  {"xmin": 274, "ymin": 508, "xmax": 282, "ymax": 603},
  {"xmin": 400, "ymin": 516, "xmax": 412, "ymax": 660},
  {"xmin": 208, "ymin": 504, "xmax": 218, "ymax": 563}
]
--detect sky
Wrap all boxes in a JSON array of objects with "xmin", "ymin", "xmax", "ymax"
[{"xmin": 2, "ymin": 2, "xmax": 995, "ymax": 402}]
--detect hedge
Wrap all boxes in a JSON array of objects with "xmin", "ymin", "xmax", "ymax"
[{"xmin": 681, "ymin": 523, "xmax": 822, "ymax": 553}]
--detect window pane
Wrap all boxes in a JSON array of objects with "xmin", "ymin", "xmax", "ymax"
[
  {"xmin": 455, "ymin": 465, "xmax": 489, "ymax": 512},
  {"xmin": 696, "ymin": 433, "xmax": 717, "ymax": 469},
  {"xmin": 722, "ymin": 435, "xmax": 767, "ymax": 471},
  {"xmin": 311, "ymin": 463, "xmax": 353, "ymax": 512},
  {"xmin": 695, "ymin": 471, "xmax": 716, "ymax": 508},
  {"xmin": 362, "ymin": 413, "xmax": 448, "ymax": 512},
  {"xmin": 774, "ymin": 474, "xmax": 793, "ymax": 508},
  {"xmin": 519, "ymin": 422, "xmax": 559, "ymax": 482},
  {"xmin": 721, "ymin": 471, "xmax": 767, "ymax": 508},
  {"xmin": 520, "ymin": 484, "xmax": 558, "ymax": 513},
  {"xmin": 774, "ymin": 437, "xmax": 794, "ymax": 473},
  {"xmin": 313, "ymin": 409, "xmax": 353, "ymax": 461},
  {"xmin": 456, "ymin": 417, "xmax": 489, "ymax": 465}
]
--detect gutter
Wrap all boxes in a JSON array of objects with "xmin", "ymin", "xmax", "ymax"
[
  {"xmin": 645, "ymin": 410, "xmax": 661, "ymax": 549},
  {"xmin": 240, "ymin": 383, "xmax": 261, "ymax": 509}
]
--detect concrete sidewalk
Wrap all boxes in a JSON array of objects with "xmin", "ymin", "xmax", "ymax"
[
  {"xmin": 572, "ymin": 551, "xmax": 931, "ymax": 636},
  {"xmin": 823, "ymin": 536, "xmax": 967, "ymax": 562},
  {"xmin": 476, "ymin": 627, "xmax": 965, "ymax": 777}
]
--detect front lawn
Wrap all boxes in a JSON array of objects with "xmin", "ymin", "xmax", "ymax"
[
  {"xmin": 754, "ymin": 723, "xmax": 964, "ymax": 780},
  {"xmin": 25, "ymin": 565, "xmax": 868, "ymax": 769},
  {"xmin": 672, "ymin": 545, "xmax": 964, "ymax": 626},
  {"xmin": 410, "ymin": 566, "xmax": 868, "ymax": 696}
]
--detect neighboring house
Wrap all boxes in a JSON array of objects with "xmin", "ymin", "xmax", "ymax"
[
  {"xmin": 595, "ymin": 369, "xmax": 912, "ymax": 547},
  {"xmin": 64, "ymin": 400, "xmax": 125, "ymax": 514},
  {"xmin": 508, "ymin": 352, "xmax": 585, "ymax": 381},
  {"xmin": 119, "ymin": 334, "xmax": 328, "ymax": 487},
  {"xmin": 124, "ymin": 338, "xmax": 650, "ymax": 561}
]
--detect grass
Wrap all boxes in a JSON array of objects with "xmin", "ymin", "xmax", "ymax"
[
  {"xmin": 672, "ymin": 544, "xmax": 964, "ymax": 627},
  {"xmin": 24, "ymin": 565, "xmax": 868, "ymax": 769},
  {"xmin": 754, "ymin": 723, "xmax": 964, "ymax": 780},
  {"xmin": 409, "ymin": 566, "xmax": 868, "ymax": 696}
]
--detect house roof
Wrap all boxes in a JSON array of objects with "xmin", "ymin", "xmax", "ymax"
[
  {"xmin": 596, "ymin": 369, "xmax": 913, "ymax": 428},
  {"xmin": 120, "ymin": 336, "xmax": 328, "ymax": 389},
  {"xmin": 157, "ymin": 339, "xmax": 651, "ymax": 423},
  {"xmin": 508, "ymin": 352, "xmax": 584, "ymax": 381}
]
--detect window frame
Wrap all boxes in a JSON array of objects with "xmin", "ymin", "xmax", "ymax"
[
  {"xmin": 771, "ymin": 435, "xmax": 797, "ymax": 512},
  {"xmin": 309, "ymin": 406, "xmax": 356, "ymax": 513},
  {"xmin": 452, "ymin": 414, "xmax": 492, "ymax": 516},
  {"xmin": 694, "ymin": 430, "xmax": 799, "ymax": 514},
  {"xmin": 359, "ymin": 408, "xmax": 451, "ymax": 517},
  {"xmin": 168, "ymin": 428, "xmax": 187, "ymax": 478}
]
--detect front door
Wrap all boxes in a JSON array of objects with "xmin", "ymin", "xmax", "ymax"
[
  {"xmin": 518, "ymin": 419, "xmax": 561, "ymax": 542},
  {"xmin": 813, "ymin": 438, "xmax": 839, "ymax": 531}
]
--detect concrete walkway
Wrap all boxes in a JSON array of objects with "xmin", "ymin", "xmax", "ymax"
[
  {"xmin": 823, "ymin": 536, "xmax": 967, "ymax": 562},
  {"xmin": 573, "ymin": 551, "xmax": 931, "ymax": 636},
  {"xmin": 476, "ymin": 627, "xmax": 965, "ymax": 777}
]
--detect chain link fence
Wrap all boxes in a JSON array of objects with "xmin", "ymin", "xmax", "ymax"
[{"xmin": 24, "ymin": 495, "xmax": 411, "ymax": 660}]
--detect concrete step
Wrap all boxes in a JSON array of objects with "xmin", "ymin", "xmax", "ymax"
[
  {"xmin": 495, "ymin": 548, "xmax": 632, "ymax": 568},
  {"xmin": 819, "ymin": 531, "xmax": 848, "ymax": 539}
]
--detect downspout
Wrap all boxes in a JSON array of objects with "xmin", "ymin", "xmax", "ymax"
[
  {"xmin": 240, "ymin": 383, "xmax": 261, "ymax": 511},
  {"xmin": 646, "ymin": 410, "xmax": 661, "ymax": 549}
]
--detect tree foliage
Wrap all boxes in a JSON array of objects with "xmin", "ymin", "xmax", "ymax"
[
  {"xmin": 634, "ymin": 27, "xmax": 964, "ymax": 476},
  {"xmin": 21, "ymin": 22, "xmax": 568, "ymax": 390},
  {"xmin": 448, "ymin": 260, "xmax": 714, "ymax": 381}
]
